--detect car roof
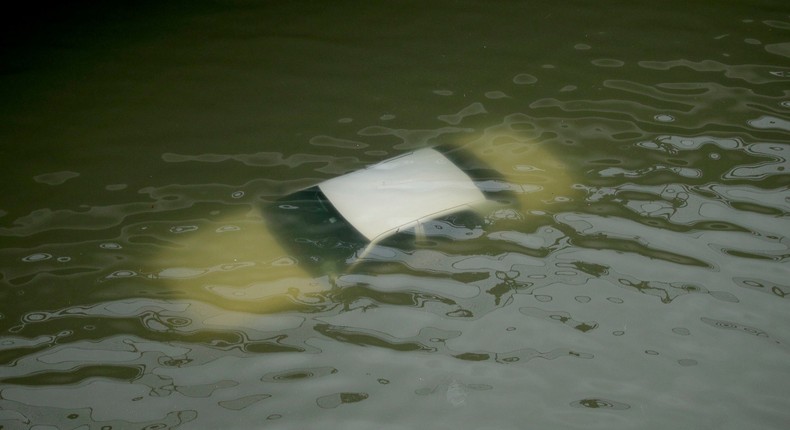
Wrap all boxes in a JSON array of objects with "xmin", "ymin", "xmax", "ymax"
[{"xmin": 318, "ymin": 148, "xmax": 487, "ymax": 242}]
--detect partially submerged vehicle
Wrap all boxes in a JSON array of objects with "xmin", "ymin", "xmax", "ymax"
[{"xmin": 151, "ymin": 134, "xmax": 575, "ymax": 312}]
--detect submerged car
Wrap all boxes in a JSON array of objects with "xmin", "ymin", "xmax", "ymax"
[{"xmin": 152, "ymin": 135, "xmax": 574, "ymax": 311}]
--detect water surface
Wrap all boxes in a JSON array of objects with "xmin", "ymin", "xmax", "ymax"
[{"xmin": 1, "ymin": 1, "xmax": 789, "ymax": 429}]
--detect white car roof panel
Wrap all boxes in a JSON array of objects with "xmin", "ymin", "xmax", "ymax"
[{"xmin": 319, "ymin": 148, "xmax": 486, "ymax": 241}]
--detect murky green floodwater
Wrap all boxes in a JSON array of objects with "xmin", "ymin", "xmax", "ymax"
[{"xmin": 2, "ymin": 1, "xmax": 789, "ymax": 429}]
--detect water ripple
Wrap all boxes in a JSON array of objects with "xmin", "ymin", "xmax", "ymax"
[{"xmin": 638, "ymin": 59, "xmax": 790, "ymax": 85}]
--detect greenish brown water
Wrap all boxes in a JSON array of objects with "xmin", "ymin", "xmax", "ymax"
[{"xmin": 1, "ymin": 1, "xmax": 789, "ymax": 429}]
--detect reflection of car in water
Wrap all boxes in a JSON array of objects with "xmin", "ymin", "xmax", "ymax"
[{"xmin": 262, "ymin": 145, "xmax": 515, "ymax": 277}]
